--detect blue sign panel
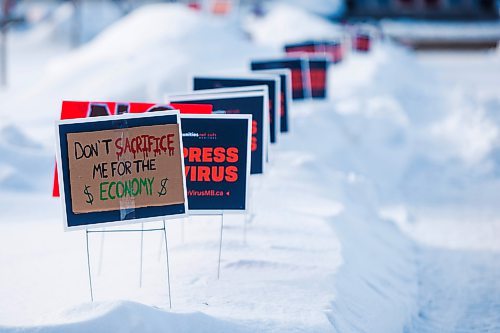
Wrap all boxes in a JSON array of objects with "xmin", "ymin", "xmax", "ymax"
[
  {"xmin": 251, "ymin": 58, "xmax": 310, "ymax": 100},
  {"xmin": 193, "ymin": 75, "xmax": 279, "ymax": 145},
  {"xmin": 181, "ymin": 114, "xmax": 251, "ymax": 213},
  {"xmin": 170, "ymin": 91, "xmax": 267, "ymax": 175}
]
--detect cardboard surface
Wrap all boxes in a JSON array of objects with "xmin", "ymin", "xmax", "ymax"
[{"xmin": 66, "ymin": 124, "xmax": 185, "ymax": 214}]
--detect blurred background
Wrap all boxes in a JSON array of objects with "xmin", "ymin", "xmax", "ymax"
[{"xmin": 1, "ymin": 1, "xmax": 500, "ymax": 332}]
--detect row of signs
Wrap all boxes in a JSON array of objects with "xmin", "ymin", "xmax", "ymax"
[
  {"xmin": 56, "ymin": 70, "xmax": 294, "ymax": 230},
  {"xmin": 56, "ymin": 32, "xmax": 373, "ymax": 230}
]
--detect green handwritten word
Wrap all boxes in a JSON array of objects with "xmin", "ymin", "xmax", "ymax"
[{"xmin": 99, "ymin": 177, "xmax": 154, "ymax": 201}]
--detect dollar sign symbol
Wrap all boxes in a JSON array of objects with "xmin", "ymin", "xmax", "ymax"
[
  {"xmin": 158, "ymin": 178, "xmax": 168, "ymax": 197},
  {"xmin": 84, "ymin": 185, "xmax": 94, "ymax": 205}
]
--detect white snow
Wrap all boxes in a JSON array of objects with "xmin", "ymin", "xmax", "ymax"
[
  {"xmin": 1, "ymin": 2, "xmax": 500, "ymax": 332},
  {"xmin": 244, "ymin": 2, "xmax": 343, "ymax": 49}
]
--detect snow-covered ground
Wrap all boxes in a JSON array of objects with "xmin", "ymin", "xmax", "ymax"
[{"xmin": 1, "ymin": 2, "xmax": 500, "ymax": 332}]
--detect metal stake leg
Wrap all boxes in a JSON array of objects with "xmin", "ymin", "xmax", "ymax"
[
  {"xmin": 85, "ymin": 229, "xmax": 94, "ymax": 302},
  {"xmin": 139, "ymin": 222, "xmax": 144, "ymax": 288},
  {"xmin": 97, "ymin": 227, "xmax": 105, "ymax": 275},
  {"xmin": 217, "ymin": 213, "xmax": 224, "ymax": 280},
  {"xmin": 162, "ymin": 220, "xmax": 172, "ymax": 309},
  {"xmin": 243, "ymin": 215, "xmax": 247, "ymax": 245},
  {"xmin": 1, "ymin": 26, "xmax": 7, "ymax": 87}
]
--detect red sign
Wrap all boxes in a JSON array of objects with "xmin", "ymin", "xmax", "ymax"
[{"xmin": 53, "ymin": 101, "xmax": 212, "ymax": 197}]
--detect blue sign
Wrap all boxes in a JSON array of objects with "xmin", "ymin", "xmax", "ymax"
[
  {"xmin": 181, "ymin": 114, "xmax": 251, "ymax": 213},
  {"xmin": 251, "ymin": 69, "xmax": 291, "ymax": 133},
  {"xmin": 251, "ymin": 58, "xmax": 310, "ymax": 100},
  {"xmin": 308, "ymin": 57, "xmax": 329, "ymax": 99},
  {"xmin": 169, "ymin": 90, "xmax": 267, "ymax": 175},
  {"xmin": 193, "ymin": 75, "xmax": 280, "ymax": 145}
]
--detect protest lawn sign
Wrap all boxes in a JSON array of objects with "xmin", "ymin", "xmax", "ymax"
[
  {"xmin": 308, "ymin": 56, "xmax": 329, "ymax": 99},
  {"xmin": 354, "ymin": 32, "xmax": 371, "ymax": 52},
  {"xmin": 250, "ymin": 69, "xmax": 291, "ymax": 133},
  {"xmin": 284, "ymin": 40, "xmax": 343, "ymax": 64},
  {"xmin": 168, "ymin": 89, "xmax": 268, "ymax": 175},
  {"xmin": 284, "ymin": 41, "xmax": 317, "ymax": 54},
  {"xmin": 192, "ymin": 75, "xmax": 280, "ymax": 145},
  {"xmin": 56, "ymin": 111, "xmax": 188, "ymax": 230},
  {"xmin": 250, "ymin": 58, "xmax": 311, "ymax": 100},
  {"xmin": 180, "ymin": 114, "xmax": 251, "ymax": 214}
]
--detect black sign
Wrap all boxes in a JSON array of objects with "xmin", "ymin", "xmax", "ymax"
[
  {"xmin": 169, "ymin": 90, "xmax": 267, "ymax": 175},
  {"xmin": 308, "ymin": 57, "xmax": 329, "ymax": 99},
  {"xmin": 251, "ymin": 58, "xmax": 310, "ymax": 100},
  {"xmin": 193, "ymin": 75, "xmax": 279, "ymax": 145},
  {"xmin": 251, "ymin": 69, "xmax": 291, "ymax": 133},
  {"xmin": 181, "ymin": 114, "xmax": 251, "ymax": 213}
]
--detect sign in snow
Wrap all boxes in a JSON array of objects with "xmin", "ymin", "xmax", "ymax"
[
  {"xmin": 284, "ymin": 40, "xmax": 343, "ymax": 64},
  {"xmin": 192, "ymin": 75, "xmax": 280, "ymax": 145},
  {"xmin": 56, "ymin": 112, "xmax": 187, "ymax": 230},
  {"xmin": 181, "ymin": 114, "xmax": 251, "ymax": 213},
  {"xmin": 354, "ymin": 33, "xmax": 371, "ymax": 52},
  {"xmin": 169, "ymin": 88, "xmax": 268, "ymax": 175},
  {"xmin": 251, "ymin": 58, "xmax": 311, "ymax": 100},
  {"xmin": 251, "ymin": 69, "xmax": 292, "ymax": 133},
  {"xmin": 308, "ymin": 57, "xmax": 329, "ymax": 99}
]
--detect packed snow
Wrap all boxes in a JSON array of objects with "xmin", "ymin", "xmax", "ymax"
[{"xmin": 1, "ymin": 2, "xmax": 500, "ymax": 333}]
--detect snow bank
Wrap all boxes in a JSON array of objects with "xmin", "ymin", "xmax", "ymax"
[
  {"xmin": 244, "ymin": 3, "xmax": 343, "ymax": 49},
  {"xmin": 0, "ymin": 3, "xmax": 270, "ymax": 191},
  {"xmin": 0, "ymin": 125, "xmax": 52, "ymax": 191},
  {"xmin": 1, "ymin": 301, "xmax": 252, "ymax": 333},
  {"xmin": 278, "ymin": 99, "xmax": 419, "ymax": 333}
]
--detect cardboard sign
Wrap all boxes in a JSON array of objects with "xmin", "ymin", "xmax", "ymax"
[
  {"xmin": 251, "ymin": 69, "xmax": 291, "ymax": 133},
  {"xmin": 181, "ymin": 114, "xmax": 251, "ymax": 213},
  {"xmin": 192, "ymin": 75, "xmax": 280, "ymax": 145},
  {"xmin": 308, "ymin": 57, "xmax": 329, "ymax": 99},
  {"xmin": 56, "ymin": 112, "xmax": 188, "ymax": 230},
  {"xmin": 53, "ymin": 101, "xmax": 212, "ymax": 197},
  {"xmin": 168, "ymin": 89, "xmax": 268, "ymax": 175},
  {"xmin": 251, "ymin": 58, "xmax": 311, "ymax": 100}
]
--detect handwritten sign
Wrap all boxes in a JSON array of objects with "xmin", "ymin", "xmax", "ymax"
[
  {"xmin": 67, "ymin": 124, "xmax": 184, "ymax": 213},
  {"xmin": 56, "ymin": 112, "xmax": 187, "ymax": 230}
]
